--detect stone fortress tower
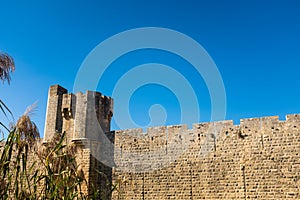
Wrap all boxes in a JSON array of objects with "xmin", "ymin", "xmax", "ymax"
[
  {"xmin": 44, "ymin": 85, "xmax": 113, "ymax": 143},
  {"xmin": 43, "ymin": 85, "xmax": 114, "ymax": 197},
  {"xmin": 43, "ymin": 85, "xmax": 300, "ymax": 200}
]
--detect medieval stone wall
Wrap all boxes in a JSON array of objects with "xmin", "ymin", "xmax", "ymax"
[
  {"xmin": 112, "ymin": 115, "xmax": 300, "ymax": 199},
  {"xmin": 2, "ymin": 85, "xmax": 299, "ymax": 199}
]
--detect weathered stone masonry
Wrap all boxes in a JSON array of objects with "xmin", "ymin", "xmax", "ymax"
[
  {"xmin": 112, "ymin": 116, "xmax": 300, "ymax": 199},
  {"xmin": 6, "ymin": 85, "xmax": 299, "ymax": 199},
  {"xmin": 43, "ymin": 85, "xmax": 114, "ymax": 195}
]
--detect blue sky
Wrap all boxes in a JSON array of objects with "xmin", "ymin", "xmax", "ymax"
[{"xmin": 0, "ymin": 0, "xmax": 300, "ymax": 136}]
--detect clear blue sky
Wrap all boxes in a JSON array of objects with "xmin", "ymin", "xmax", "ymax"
[{"xmin": 1, "ymin": 0, "xmax": 300, "ymax": 137}]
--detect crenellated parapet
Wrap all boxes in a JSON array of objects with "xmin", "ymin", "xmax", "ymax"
[
  {"xmin": 114, "ymin": 114, "xmax": 299, "ymax": 145},
  {"xmin": 44, "ymin": 85, "xmax": 113, "ymax": 143},
  {"xmin": 113, "ymin": 114, "xmax": 300, "ymax": 172},
  {"xmin": 42, "ymin": 85, "xmax": 300, "ymax": 199},
  {"xmin": 112, "ymin": 114, "xmax": 300, "ymax": 199}
]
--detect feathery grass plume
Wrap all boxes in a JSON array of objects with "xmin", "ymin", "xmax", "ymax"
[
  {"xmin": 16, "ymin": 103, "xmax": 40, "ymax": 148},
  {"xmin": 23, "ymin": 101, "xmax": 38, "ymax": 117},
  {"xmin": 16, "ymin": 115, "xmax": 39, "ymax": 147},
  {"xmin": 0, "ymin": 52, "xmax": 15, "ymax": 84}
]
